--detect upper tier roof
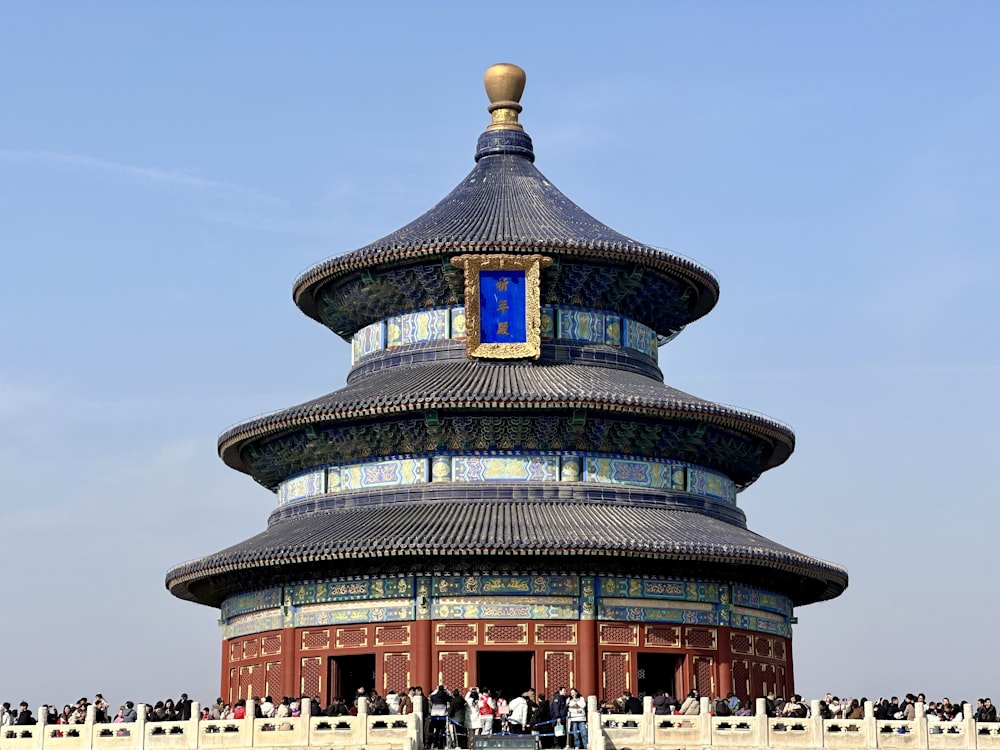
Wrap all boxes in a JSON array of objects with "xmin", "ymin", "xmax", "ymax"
[
  {"xmin": 217, "ymin": 359, "xmax": 795, "ymax": 488},
  {"xmin": 293, "ymin": 113, "xmax": 720, "ymax": 340}
]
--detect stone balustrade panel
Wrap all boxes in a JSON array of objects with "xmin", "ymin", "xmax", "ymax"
[{"xmin": 10, "ymin": 700, "xmax": 1000, "ymax": 750}]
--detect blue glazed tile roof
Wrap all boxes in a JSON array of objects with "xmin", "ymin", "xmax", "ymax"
[
  {"xmin": 217, "ymin": 359, "xmax": 795, "ymax": 478},
  {"xmin": 165, "ymin": 499, "xmax": 847, "ymax": 608},
  {"xmin": 293, "ymin": 129, "xmax": 719, "ymax": 331}
]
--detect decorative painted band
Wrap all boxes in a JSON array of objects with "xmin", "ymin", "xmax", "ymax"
[
  {"xmin": 351, "ymin": 305, "xmax": 658, "ymax": 364},
  {"xmin": 276, "ymin": 452, "xmax": 737, "ymax": 506},
  {"xmin": 220, "ymin": 574, "xmax": 791, "ymax": 639}
]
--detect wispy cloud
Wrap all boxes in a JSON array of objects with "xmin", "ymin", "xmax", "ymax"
[{"xmin": 0, "ymin": 148, "xmax": 280, "ymax": 204}]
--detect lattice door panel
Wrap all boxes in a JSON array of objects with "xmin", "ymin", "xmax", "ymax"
[
  {"xmin": 692, "ymin": 656, "xmax": 715, "ymax": 697},
  {"xmin": 301, "ymin": 656, "xmax": 322, "ymax": 698},
  {"xmin": 438, "ymin": 651, "xmax": 469, "ymax": 691},
  {"xmin": 751, "ymin": 663, "xmax": 776, "ymax": 700},
  {"xmin": 383, "ymin": 652, "xmax": 411, "ymax": 694},
  {"xmin": 602, "ymin": 652, "xmax": 630, "ymax": 702},
  {"xmin": 238, "ymin": 666, "xmax": 255, "ymax": 701},
  {"xmin": 265, "ymin": 661, "xmax": 283, "ymax": 700},
  {"xmin": 732, "ymin": 660, "xmax": 751, "ymax": 702},
  {"xmin": 543, "ymin": 651, "xmax": 574, "ymax": 694}
]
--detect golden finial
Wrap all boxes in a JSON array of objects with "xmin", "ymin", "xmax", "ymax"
[{"xmin": 484, "ymin": 63, "xmax": 526, "ymax": 131}]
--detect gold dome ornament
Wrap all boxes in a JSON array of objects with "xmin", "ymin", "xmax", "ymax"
[{"xmin": 484, "ymin": 63, "xmax": 526, "ymax": 131}]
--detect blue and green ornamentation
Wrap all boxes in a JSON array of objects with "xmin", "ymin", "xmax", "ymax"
[{"xmin": 350, "ymin": 305, "xmax": 660, "ymax": 365}]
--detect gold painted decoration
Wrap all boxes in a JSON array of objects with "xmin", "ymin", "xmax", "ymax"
[{"xmin": 451, "ymin": 253, "xmax": 552, "ymax": 359}]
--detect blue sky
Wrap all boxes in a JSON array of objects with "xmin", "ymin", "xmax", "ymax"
[{"xmin": 1, "ymin": 1, "xmax": 998, "ymax": 710}]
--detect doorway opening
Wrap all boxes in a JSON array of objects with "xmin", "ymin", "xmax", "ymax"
[
  {"xmin": 636, "ymin": 653, "xmax": 681, "ymax": 699},
  {"xmin": 477, "ymin": 651, "xmax": 534, "ymax": 703},
  {"xmin": 329, "ymin": 653, "xmax": 376, "ymax": 704}
]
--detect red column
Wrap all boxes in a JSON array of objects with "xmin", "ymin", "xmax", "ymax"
[
  {"xmin": 578, "ymin": 619, "xmax": 597, "ymax": 697},
  {"xmin": 785, "ymin": 636, "xmax": 795, "ymax": 695},
  {"xmin": 220, "ymin": 639, "xmax": 231, "ymax": 703},
  {"xmin": 413, "ymin": 619, "xmax": 433, "ymax": 690},
  {"xmin": 717, "ymin": 627, "xmax": 732, "ymax": 698},
  {"xmin": 282, "ymin": 628, "xmax": 298, "ymax": 700}
]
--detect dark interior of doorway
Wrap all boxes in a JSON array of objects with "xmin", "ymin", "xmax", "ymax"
[
  {"xmin": 636, "ymin": 652, "xmax": 679, "ymax": 698},
  {"xmin": 329, "ymin": 653, "xmax": 376, "ymax": 703},
  {"xmin": 477, "ymin": 651, "xmax": 533, "ymax": 703}
]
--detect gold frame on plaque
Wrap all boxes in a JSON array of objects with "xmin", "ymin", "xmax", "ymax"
[{"xmin": 451, "ymin": 253, "xmax": 552, "ymax": 359}]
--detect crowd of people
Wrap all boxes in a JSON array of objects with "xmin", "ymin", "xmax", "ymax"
[
  {"xmin": 0, "ymin": 694, "xmax": 197, "ymax": 727},
  {"xmin": 597, "ymin": 688, "xmax": 994, "ymax": 724},
  {"xmin": 4, "ymin": 685, "xmax": 994, "ymax": 748}
]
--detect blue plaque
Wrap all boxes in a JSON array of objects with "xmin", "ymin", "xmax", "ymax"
[{"xmin": 479, "ymin": 269, "xmax": 527, "ymax": 343}]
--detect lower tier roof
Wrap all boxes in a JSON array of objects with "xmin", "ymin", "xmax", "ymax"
[{"xmin": 166, "ymin": 500, "xmax": 847, "ymax": 608}]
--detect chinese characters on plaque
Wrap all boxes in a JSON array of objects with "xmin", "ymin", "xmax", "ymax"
[{"xmin": 450, "ymin": 254, "xmax": 552, "ymax": 359}]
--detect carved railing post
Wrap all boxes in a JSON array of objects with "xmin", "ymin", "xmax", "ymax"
[
  {"xmin": 963, "ymin": 703, "xmax": 975, "ymax": 750},
  {"xmin": 699, "ymin": 697, "xmax": 712, "ymax": 745},
  {"xmin": 754, "ymin": 698, "xmax": 769, "ymax": 747},
  {"xmin": 189, "ymin": 702, "xmax": 201, "ymax": 750},
  {"xmin": 31, "ymin": 705, "xmax": 46, "ymax": 750},
  {"xmin": 243, "ymin": 699, "xmax": 256, "ymax": 747},
  {"xmin": 356, "ymin": 693, "xmax": 368, "ymax": 747},
  {"xmin": 912, "ymin": 701, "xmax": 928, "ymax": 750},
  {"xmin": 587, "ymin": 696, "xmax": 602, "ymax": 750},
  {"xmin": 413, "ymin": 695, "xmax": 425, "ymax": 750},
  {"xmin": 809, "ymin": 700, "xmax": 823, "ymax": 748},
  {"xmin": 642, "ymin": 695, "xmax": 654, "ymax": 748},
  {"xmin": 136, "ymin": 702, "xmax": 147, "ymax": 750},
  {"xmin": 863, "ymin": 700, "xmax": 877, "ymax": 749}
]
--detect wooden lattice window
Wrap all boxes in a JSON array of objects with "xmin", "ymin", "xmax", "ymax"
[
  {"xmin": 242, "ymin": 639, "xmax": 259, "ymax": 659},
  {"xmin": 484, "ymin": 623, "xmax": 527, "ymax": 645},
  {"xmin": 772, "ymin": 639, "xmax": 786, "ymax": 662},
  {"xmin": 262, "ymin": 635, "xmax": 282, "ymax": 655},
  {"xmin": 435, "ymin": 623, "xmax": 477, "ymax": 645},
  {"xmin": 730, "ymin": 633, "xmax": 752, "ymax": 654},
  {"xmin": 754, "ymin": 638, "xmax": 772, "ymax": 658},
  {"xmin": 535, "ymin": 624, "xmax": 576, "ymax": 644},
  {"xmin": 302, "ymin": 629, "xmax": 330, "ymax": 650},
  {"xmin": 336, "ymin": 627, "xmax": 369, "ymax": 648},
  {"xmin": 376, "ymin": 625, "xmax": 410, "ymax": 646},
  {"xmin": 644, "ymin": 625, "xmax": 680, "ymax": 648},
  {"xmin": 600, "ymin": 624, "xmax": 637, "ymax": 645},
  {"xmin": 684, "ymin": 627, "xmax": 717, "ymax": 650},
  {"xmin": 229, "ymin": 642, "xmax": 242, "ymax": 663}
]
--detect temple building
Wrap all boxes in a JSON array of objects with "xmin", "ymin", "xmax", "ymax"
[{"xmin": 166, "ymin": 64, "xmax": 847, "ymax": 705}]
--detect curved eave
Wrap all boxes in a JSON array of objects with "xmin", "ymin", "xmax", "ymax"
[
  {"xmin": 294, "ymin": 241, "xmax": 720, "ymax": 327},
  {"xmin": 218, "ymin": 399, "xmax": 794, "ymax": 480},
  {"xmin": 165, "ymin": 503, "xmax": 846, "ymax": 608}
]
